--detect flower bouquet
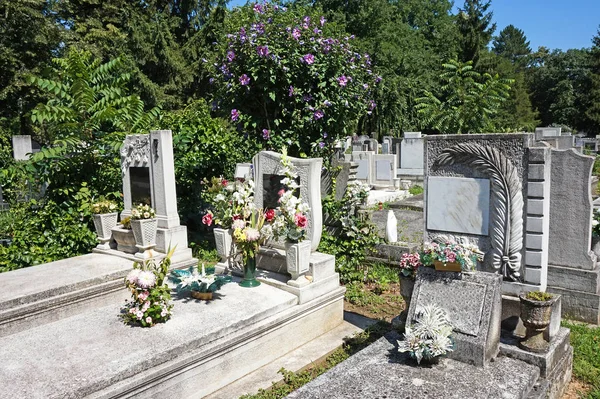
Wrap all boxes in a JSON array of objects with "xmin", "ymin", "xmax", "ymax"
[
  {"xmin": 398, "ymin": 252, "xmax": 422, "ymax": 279},
  {"xmin": 169, "ymin": 264, "xmax": 232, "ymax": 300},
  {"xmin": 397, "ymin": 304, "xmax": 454, "ymax": 364},
  {"xmin": 121, "ymin": 248, "xmax": 174, "ymax": 327},
  {"xmin": 233, "ymin": 210, "xmax": 272, "ymax": 287},
  {"xmin": 420, "ymin": 242, "xmax": 483, "ymax": 273}
]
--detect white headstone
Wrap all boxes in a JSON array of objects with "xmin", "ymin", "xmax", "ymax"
[
  {"xmin": 12, "ymin": 135, "xmax": 32, "ymax": 161},
  {"xmin": 235, "ymin": 163, "xmax": 253, "ymax": 180}
]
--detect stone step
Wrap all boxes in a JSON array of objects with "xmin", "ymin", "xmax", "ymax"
[
  {"xmin": 0, "ymin": 252, "xmax": 196, "ymax": 338},
  {"xmin": 0, "ymin": 276, "xmax": 345, "ymax": 398}
]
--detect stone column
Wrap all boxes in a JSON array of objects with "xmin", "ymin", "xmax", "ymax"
[{"xmin": 150, "ymin": 130, "xmax": 180, "ymax": 229}]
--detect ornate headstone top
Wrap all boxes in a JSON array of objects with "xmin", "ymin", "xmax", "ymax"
[{"xmin": 120, "ymin": 135, "xmax": 150, "ymax": 176}]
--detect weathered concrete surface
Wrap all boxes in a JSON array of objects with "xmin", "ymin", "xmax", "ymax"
[
  {"xmin": 287, "ymin": 331, "xmax": 542, "ymax": 399},
  {"xmin": 371, "ymin": 208, "xmax": 423, "ymax": 244},
  {"xmin": 0, "ymin": 279, "xmax": 301, "ymax": 398}
]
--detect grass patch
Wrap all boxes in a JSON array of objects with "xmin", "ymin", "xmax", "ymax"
[
  {"xmin": 240, "ymin": 321, "xmax": 391, "ymax": 399},
  {"xmin": 408, "ymin": 185, "xmax": 423, "ymax": 195},
  {"xmin": 563, "ymin": 320, "xmax": 600, "ymax": 398}
]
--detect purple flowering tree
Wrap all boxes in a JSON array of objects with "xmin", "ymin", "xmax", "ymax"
[{"xmin": 211, "ymin": 2, "xmax": 378, "ymax": 159}]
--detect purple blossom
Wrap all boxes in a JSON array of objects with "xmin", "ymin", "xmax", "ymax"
[
  {"xmin": 231, "ymin": 109, "xmax": 240, "ymax": 122},
  {"xmin": 319, "ymin": 142, "xmax": 325, "ymax": 148},
  {"xmin": 303, "ymin": 94, "xmax": 313, "ymax": 102},
  {"xmin": 302, "ymin": 16, "xmax": 310, "ymax": 29},
  {"xmin": 314, "ymin": 110, "xmax": 324, "ymax": 120},
  {"xmin": 375, "ymin": 76, "xmax": 382, "ymax": 83},
  {"xmin": 292, "ymin": 28, "xmax": 301, "ymax": 40},
  {"xmin": 302, "ymin": 54, "xmax": 315, "ymax": 65},
  {"xmin": 289, "ymin": 86, "xmax": 295, "ymax": 97},
  {"xmin": 369, "ymin": 100, "xmax": 376, "ymax": 110},
  {"xmin": 257, "ymin": 45, "xmax": 269, "ymax": 57},
  {"xmin": 240, "ymin": 27, "xmax": 247, "ymax": 43},
  {"xmin": 337, "ymin": 75, "xmax": 349, "ymax": 87},
  {"xmin": 320, "ymin": 16, "xmax": 326, "ymax": 26},
  {"xmin": 253, "ymin": 3, "xmax": 264, "ymax": 14},
  {"xmin": 323, "ymin": 132, "xmax": 328, "ymax": 138},
  {"xmin": 313, "ymin": 28, "xmax": 321, "ymax": 35},
  {"xmin": 227, "ymin": 50, "xmax": 235, "ymax": 62},
  {"xmin": 209, "ymin": 78, "xmax": 215, "ymax": 85},
  {"xmin": 239, "ymin": 74, "xmax": 250, "ymax": 86},
  {"xmin": 262, "ymin": 129, "xmax": 270, "ymax": 140},
  {"xmin": 363, "ymin": 84, "xmax": 369, "ymax": 90},
  {"xmin": 323, "ymin": 100, "xmax": 332, "ymax": 107}
]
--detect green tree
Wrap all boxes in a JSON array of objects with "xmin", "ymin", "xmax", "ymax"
[
  {"xmin": 0, "ymin": 0, "xmax": 61, "ymax": 136},
  {"xmin": 587, "ymin": 27, "xmax": 600, "ymax": 134},
  {"xmin": 416, "ymin": 60, "xmax": 512, "ymax": 134},
  {"xmin": 492, "ymin": 25, "xmax": 531, "ymax": 69},
  {"xmin": 457, "ymin": 0, "xmax": 496, "ymax": 66}
]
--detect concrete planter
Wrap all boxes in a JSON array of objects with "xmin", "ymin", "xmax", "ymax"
[
  {"xmin": 131, "ymin": 218, "xmax": 158, "ymax": 258},
  {"xmin": 518, "ymin": 293, "xmax": 558, "ymax": 353},
  {"xmin": 92, "ymin": 213, "xmax": 118, "ymax": 250},
  {"xmin": 285, "ymin": 240, "xmax": 311, "ymax": 279},
  {"xmin": 214, "ymin": 228, "xmax": 235, "ymax": 263},
  {"xmin": 398, "ymin": 276, "xmax": 415, "ymax": 332},
  {"xmin": 111, "ymin": 226, "xmax": 137, "ymax": 254}
]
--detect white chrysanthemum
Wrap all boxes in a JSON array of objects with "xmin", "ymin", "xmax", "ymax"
[
  {"xmin": 137, "ymin": 271, "xmax": 156, "ymax": 288},
  {"xmin": 298, "ymin": 202, "xmax": 310, "ymax": 213},
  {"xmin": 593, "ymin": 220, "xmax": 599, "ymax": 227},
  {"xmin": 261, "ymin": 224, "xmax": 273, "ymax": 237},
  {"xmin": 245, "ymin": 228, "xmax": 260, "ymax": 242},
  {"xmin": 126, "ymin": 269, "xmax": 141, "ymax": 284},
  {"xmin": 232, "ymin": 219, "xmax": 246, "ymax": 230}
]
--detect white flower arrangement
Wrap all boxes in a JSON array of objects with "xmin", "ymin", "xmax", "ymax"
[
  {"xmin": 92, "ymin": 199, "xmax": 118, "ymax": 214},
  {"xmin": 131, "ymin": 203, "xmax": 156, "ymax": 220},
  {"xmin": 397, "ymin": 304, "xmax": 454, "ymax": 364}
]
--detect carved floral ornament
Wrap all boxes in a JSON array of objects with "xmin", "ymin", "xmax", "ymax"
[
  {"xmin": 434, "ymin": 143, "xmax": 524, "ymax": 281},
  {"xmin": 120, "ymin": 135, "xmax": 150, "ymax": 176}
]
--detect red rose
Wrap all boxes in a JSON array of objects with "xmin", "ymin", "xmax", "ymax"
[
  {"xmin": 202, "ymin": 212, "xmax": 213, "ymax": 226},
  {"xmin": 294, "ymin": 212, "xmax": 307, "ymax": 228},
  {"xmin": 221, "ymin": 179, "xmax": 228, "ymax": 187},
  {"xmin": 232, "ymin": 214, "xmax": 241, "ymax": 220},
  {"xmin": 265, "ymin": 209, "xmax": 275, "ymax": 222}
]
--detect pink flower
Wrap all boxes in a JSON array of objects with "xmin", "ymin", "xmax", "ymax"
[
  {"xmin": 302, "ymin": 54, "xmax": 315, "ymax": 64},
  {"xmin": 145, "ymin": 316, "xmax": 152, "ymax": 324},
  {"xmin": 292, "ymin": 28, "xmax": 301, "ymax": 40},
  {"xmin": 202, "ymin": 212, "xmax": 213, "ymax": 226},
  {"xmin": 337, "ymin": 75, "xmax": 349, "ymax": 87},
  {"xmin": 278, "ymin": 189, "xmax": 285, "ymax": 197},
  {"xmin": 231, "ymin": 109, "xmax": 239, "ymax": 121},
  {"xmin": 294, "ymin": 213, "xmax": 307, "ymax": 228}
]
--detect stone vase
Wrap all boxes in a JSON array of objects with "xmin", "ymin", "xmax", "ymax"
[
  {"xmin": 131, "ymin": 218, "xmax": 158, "ymax": 259},
  {"xmin": 398, "ymin": 275, "xmax": 415, "ymax": 332},
  {"xmin": 214, "ymin": 228, "xmax": 235, "ymax": 264},
  {"xmin": 92, "ymin": 213, "xmax": 118, "ymax": 250},
  {"xmin": 111, "ymin": 226, "xmax": 137, "ymax": 254},
  {"xmin": 285, "ymin": 240, "xmax": 311, "ymax": 287},
  {"xmin": 239, "ymin": 255, "xmax": 260, "ymax": 288},
  {"xmin": 518, "ymin": 293, "xmax": 558, "ymax": 353}
]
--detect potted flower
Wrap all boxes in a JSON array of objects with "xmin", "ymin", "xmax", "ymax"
[
  {"xmin": 120, "ymin": 248, "xmax": 174, "ymax": 327},
  {"xmin": 169, "ymin": 264, "xmax": 232, "ymax": 300},
  {"xmin": 269, "ymin": 150, "xmax": 311, "ymax": 284},
  {"xmin": 111, "ymin": 216, "xmax": 137, "ymax": 254},
  {"xmin": 91, "ymin": 199, "xmax": 119, "ymax": 250},
  {"xmin": 396, "ymin": 252, "xmax": 422, "ymax": 331},
  {"xmin": 518, "ymin": 291, "xmax": 558, "ymax": 353},
  {"xmin": 232, "ymin": 210, "xmax": 272, "ymax": 287},
  {"xmin": 202, "ymin": 176, "xmax": 255, "ymax": 267},
  {"xmin": 397, "ymin": 304, "xmax": 454, "ymax": 365},
  {"xmin": 420, "ymin": 242, "xmax": 483, "ymax": 273},
  {"xmin": 130, "ymin": 203, "xmax": 157, "ymax": 258}
]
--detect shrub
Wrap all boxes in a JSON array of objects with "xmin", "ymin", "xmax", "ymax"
[{"xmin": 211, "ymin": 2, "xmax": 378, "ymax": 160}]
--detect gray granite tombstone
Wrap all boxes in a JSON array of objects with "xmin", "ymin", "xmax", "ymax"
[{"xmin": 407, "ymin": 267, "xmax": 502, "ymax": 367}]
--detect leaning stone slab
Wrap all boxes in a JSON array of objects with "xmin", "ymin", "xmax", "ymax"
[
  {"xmin": 286, "ymin": 331, "xmax": 542, "ymax": 399},
  {"xmin": 407, "ymin": 267, "xmax": 502, "ymax": 367}
]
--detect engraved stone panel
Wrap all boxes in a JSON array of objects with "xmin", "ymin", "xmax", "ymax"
[
  {"xmin": 427, "ymin": 176, "xmax": 490, "ymax": 235},
  {"xmin": 413, "ymin": 279, "xmax": 486, "ymax": 336},
  {"xmin": 356, "ymin": 159, "xmax": 369, "ymax": 180},
  {"xmin": 375, "ymin": 160, "xmax": 392, "ymax": 181},
  {"xmin": 129, "ymin": 167, "xmax": 152, "ymax": 206}
]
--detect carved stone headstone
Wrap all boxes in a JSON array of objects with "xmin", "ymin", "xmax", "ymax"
[
  {"xmin": 253, "ymin": 151, "xmax": 322, "ymax": 251},
  {"xmin": 398, "ymin": 132, "xmax": 424, "ymax": 176},
  {"xmin": 11, "ymin": 135, "xmax": 33, "ymax": 160},
  {"xmin": 407, "ymin": 267, "xmax": 502, "ymax": 367}
]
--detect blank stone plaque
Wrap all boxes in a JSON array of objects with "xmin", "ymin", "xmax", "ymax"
[
  {"xmin": 375, "ymin": 160, "xmax": 392, "ymax": 181},
  {"xmin": 356, "ymin": 160, "xmax": 369, "ymax": 180},
  {"xmin": 129, "ymin": 167, "xmax": 152, "ymax": 206},
  {"xmin": 427, "ymin": 176, "xmax": 490, "ymax": 235}
]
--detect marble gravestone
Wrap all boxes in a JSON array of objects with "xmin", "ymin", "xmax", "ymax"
[
  {"xmin": 253, "ymin": 151, "xmax": 323, "ymax": 251},
  {"xmin": 407, "ymin": 267, "xmax": 503, "ymax": 367},
  {"xmin": 234, "ymin": 163, "xmax": 253, "ymax": 180},
  {"xmin": 12, "ymin": 135, "xmax": 33, "ymax": 160}
]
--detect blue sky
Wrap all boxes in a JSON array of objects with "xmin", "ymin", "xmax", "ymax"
[{"xmin": 228, "ymin": 0, "xmax": 599, "ymax": 51}]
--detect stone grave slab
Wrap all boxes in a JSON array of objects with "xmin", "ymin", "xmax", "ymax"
[
  {"xmin": 426, "ymin": 176, "xmax": 490, "ymax": 235},
  {"xmin": 407, "ymin": 267, "xmax": 502, "ymax": 366},
  {"xmin": 355, "ymin": 159, "xmax": 369, "ymax": 180}
]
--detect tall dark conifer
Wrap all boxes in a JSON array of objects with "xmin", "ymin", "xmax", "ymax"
[{"xmin": 457, "ymin": 0, "xmax": 496, "ymax": 66}]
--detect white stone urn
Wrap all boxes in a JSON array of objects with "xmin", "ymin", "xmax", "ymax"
[
  {"xmin": 214, "ymin": 228, "xmax": 236, "ymax": 265},
  {"xmin": 285, "ymin": 240, "xmax": 311, "ymax": 287},
  {"xmin": 131, "ymin": 218, "xmax": 158, "ymax": 259},
  {"xmin": 92, "ymin": 213, "xmax": 118, "ymax": 250}
]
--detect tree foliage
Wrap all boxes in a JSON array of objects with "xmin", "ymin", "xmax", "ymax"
[
  {"xmin": 416, "ymin": 60, "xmax": 512, "ymax": 134},
  {"xmin": 457, "ymin": 0, "xmax": 496, "ymax": 66},
  {"xmin": 492, "ymin": 25, "xmax": 531, "ymax": 68}
]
